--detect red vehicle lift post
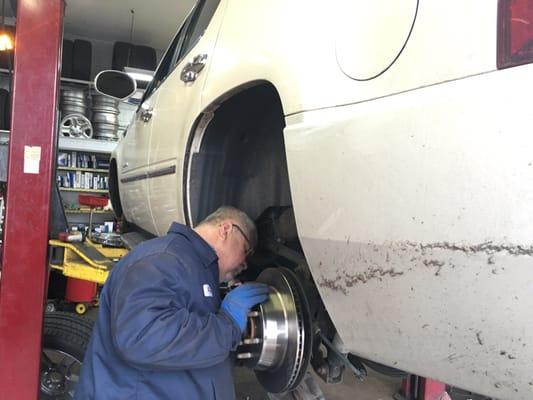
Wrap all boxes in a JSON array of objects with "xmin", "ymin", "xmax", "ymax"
[
  {"xmin": 0, "ymin": 1, "xmax": 64, "ymax": 398},
  {"xmin": 397, "ymin": 376, "xmax": 449, "ymax": 400}
]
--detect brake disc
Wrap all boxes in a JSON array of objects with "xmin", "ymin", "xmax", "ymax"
[
  {"xmin": 237, "ymin": 267, "xmax": 313, "ymax": 393},
  {"xmin": 60, "ymin": 114, "xmax": 93, "ymax": 139}
]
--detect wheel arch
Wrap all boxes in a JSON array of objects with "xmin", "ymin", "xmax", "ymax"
[
  {"xmin": 183, "ymin": 79, "xmax": 289, "ymax": 226},
  {"xmin": 108, "ymin": 157, "xmax": 123, "ymax": 219}
]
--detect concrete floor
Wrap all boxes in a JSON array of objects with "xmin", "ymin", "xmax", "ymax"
[
  {"xmin": 234, "ymin": 366, "xmax": 402, "ymax": 400},
  {"xmin": 87, "ymin": 307, "xmax": 488, "ymax": 400},
  {"xmin": 85, "ymin": 308, "xmax": 402, "ymax": 400}
]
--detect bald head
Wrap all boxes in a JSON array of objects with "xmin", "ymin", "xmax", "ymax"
[
  {"xmin": 196, "ymin": 206, "xmax": 257, "ymax": 249},
  {"xmin": 194, "ymin": 206, "xmax": 257, "ymax": 282}
]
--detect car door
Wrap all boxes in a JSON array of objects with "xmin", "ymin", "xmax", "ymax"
[
  {"xmin": 118, "ymin": 8, "xmax": 196, "ymax": 234},
  {"xmin": 117, "ymin": 88, "xmax": 158, "ymax": 232},
  {"xmin": 146, "ymin": 0, "xmax": 225, "ymax": 235}
]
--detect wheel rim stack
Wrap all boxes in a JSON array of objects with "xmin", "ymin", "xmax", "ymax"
[
  {"xmin": 60, "ymin": 88, "xmax": 89, "ymax": 117},
  {"xmin": 60, "ymin": 88, "xmax": 93, "ymax": 138},
  {"xmin": 91, "ymin": 95, "xmax": 120, "ymax": 141}
]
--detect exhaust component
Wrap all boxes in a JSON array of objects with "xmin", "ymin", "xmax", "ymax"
[{"xmin": 237, "ymin": 267, "xmax": 313, "ymax": 393}]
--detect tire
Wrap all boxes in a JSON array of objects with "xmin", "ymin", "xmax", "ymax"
[
  {"xmin": 108, "ymin": 160, "xmax": 123, "ymax": 218},
  {"xmin": 112, "ymin": 41, "xmax": 133, "ymax": 71},
  {"xmin": 0, "ymin": 89, "xmax": 9, "ymax": 130},
  {"xmin": 131, "ymin": 45, "xmax": 157, "ymax": 71},
  {"xmin": 40, "ymin": 312, "xmax": 94, "ymax": 399},
  {"xmin": 4, "ymin": 89, "xmax": 10, "ymax": 130},
  {"xmin": 61, "ymin": 40, "xmax": 73, "ymax": 78},
  {"xmin": 72, "ymin": 40, "xmax": 92, "ymax": 81}
]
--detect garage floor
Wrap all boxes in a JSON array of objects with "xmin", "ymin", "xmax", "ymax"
[
  {"xmin": 234, "ymin": 366, "xmax": 401, "ymax": 400},
  {"xmin": 85, "ymin": 307, "xmax": 489, "ymax": 399}
]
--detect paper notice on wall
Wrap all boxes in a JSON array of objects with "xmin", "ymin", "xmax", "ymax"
[{"xmin": 23, "ymin": 145, "xmax": 41, "ymax": 174}]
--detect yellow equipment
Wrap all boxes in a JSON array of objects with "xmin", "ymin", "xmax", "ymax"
[{"xmin": 49, "ymin": 238, "xmax": 128, "ymax": 285}]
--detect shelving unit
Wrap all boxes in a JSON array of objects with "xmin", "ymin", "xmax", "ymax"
[{"xmin": 56, "ymin": 139, "xmax": 117, "ymax": 234}]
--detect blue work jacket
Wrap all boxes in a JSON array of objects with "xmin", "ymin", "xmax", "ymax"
[{"xmin": 74, "ymin": 223, "xmax": 242, "ymax": 400}]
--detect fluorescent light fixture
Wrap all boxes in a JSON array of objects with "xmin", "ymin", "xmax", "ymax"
[{"xmin": 123, "ymin": 66, "xmax": 154, "ymax": 82}]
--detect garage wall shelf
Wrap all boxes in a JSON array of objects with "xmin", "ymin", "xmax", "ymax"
[
  {"xmin": 58, "ymin": 136, "xmax": 117, "ymax": 153},
  {"xmin": 57, "ymin": 166, "xmax": 108, "ymax": 173},
  {"xmin": 56, "ymin": 138, "xmax": 116, "ymax": 234},
  {"xmin": 65, "ymin": 209, "xmax": 114, "ymax": 215},
  {"xmin": 60, "ymin": 76, "xmax": 93, "ymax": 87},
  {"xmin": 59, "ymin": 188, "xmax": 108, "ymax": 194}
]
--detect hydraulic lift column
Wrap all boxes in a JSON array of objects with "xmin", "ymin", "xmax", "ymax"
[{"xmin": 0, "ymin": 1, "xmax": 64, "ymax": 399}]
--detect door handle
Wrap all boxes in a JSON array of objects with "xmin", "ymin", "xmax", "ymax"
[
  {"xmin": 140, "ymin": 108, "xmax": 153, "ymax": 122},
  {"xmin": 181, "ymin": 54, "xmax": 208, "ymax": 83}
]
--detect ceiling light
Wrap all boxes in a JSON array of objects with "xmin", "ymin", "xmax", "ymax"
[
  {"xmin": 123, "ymin": 66, "xmax": 153, "ymax": 82},
  {"xmin": 0, "ymin": 32, "xmax": 12, "ymax": 51}
]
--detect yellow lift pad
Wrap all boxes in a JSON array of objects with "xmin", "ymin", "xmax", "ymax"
[{"xmin": 49, "ymin": 239, "xmax": 128, "ymax": 284}]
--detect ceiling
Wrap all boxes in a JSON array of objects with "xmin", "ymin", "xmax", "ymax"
[
  {"xmin": 5, "ymin": 0, "xmax": 197, "ymax": 53},
  {"xmin": 64, "ymin": 0, "xmax": 196, "ymax": 52}
]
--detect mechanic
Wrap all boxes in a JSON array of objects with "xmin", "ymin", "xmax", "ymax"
[{"xmin": 74, "ymin": 206, "xmax": 270, "ymax": 400}]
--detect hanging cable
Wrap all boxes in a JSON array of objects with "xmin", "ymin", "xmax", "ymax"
[{"xmin": 126, "ymin": 9, "xmax": 135, "ymax": 68}]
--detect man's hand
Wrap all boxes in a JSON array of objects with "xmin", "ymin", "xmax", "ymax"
[{"xmin": 220, "ymin": 282, "xmax": 269, "ymax": 332}]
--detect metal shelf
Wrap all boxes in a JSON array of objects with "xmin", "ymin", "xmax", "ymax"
[
  {"xmin": 57, "ymin": 166, "xmax": 108, "ymax": 173},
  {"xmin": 59, "ymin": 188, "xmax": 108, "ymax": 194},
  {"xmin": 58, "ymin": 137, "xmax": 117, "ymax": 153},
  {"xmin": 64, "ymin": 209, "xmax": 113, "ymax": 215},
  {"xmin": 60, "ymin": 76, "xmax": 93, "ymax": 87}
]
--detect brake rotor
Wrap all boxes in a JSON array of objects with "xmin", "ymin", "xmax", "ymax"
[{"xmin": 237, "ymin": 267, "xmax": 313, "ymax": 393}]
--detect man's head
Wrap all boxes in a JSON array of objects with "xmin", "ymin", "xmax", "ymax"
[{"xmin": 194, "ymin": 206, "xmax": 257, "ymax": 282}]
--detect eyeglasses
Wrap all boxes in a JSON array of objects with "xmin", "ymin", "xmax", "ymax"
[{"xmin": 232, "ymin": 224, "xmax": 253, "ymax": 257}]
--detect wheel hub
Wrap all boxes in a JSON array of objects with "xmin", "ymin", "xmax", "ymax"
[
  {"xmin": 236, "ymin": 267, "xmax": 313, "ymax": 393},
  {"xmin": 40, "ymin": 348, "xmax": 81, "ymax": 399},
  {"xmin": 40, "ymin": 368, "xmax": 66, "ymax": 396}
]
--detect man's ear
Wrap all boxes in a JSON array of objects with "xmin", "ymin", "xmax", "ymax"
[{"xmin": 218, "ymin": 220, "xmax": 232, "ymax": 240}]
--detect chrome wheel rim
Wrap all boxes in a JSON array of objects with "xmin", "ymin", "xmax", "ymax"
[{"xmin": 60, "ymin": 114, "xmax": 93, "ymax": 139}]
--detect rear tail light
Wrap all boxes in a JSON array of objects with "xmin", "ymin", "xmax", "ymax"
[{"xmin": 497, "ymin": 0, "xmax": 533, "ymax": 69}]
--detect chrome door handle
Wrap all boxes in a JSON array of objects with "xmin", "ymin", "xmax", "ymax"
[
  {"xmin": 180, "ymin": 54, "xmax": 208, "ymax": 83},
  {"xmin": 140, "ymin": 108, "xmax": 153, "ymax": 122},
  {"xmin": 122, "ymin": 162, "xmax": 129, "ymax": 169}
]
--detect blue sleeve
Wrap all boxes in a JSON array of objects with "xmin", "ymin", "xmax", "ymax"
[{"xmin": 109, "ymin": 252, "xmax": 242, "ymax": 370}]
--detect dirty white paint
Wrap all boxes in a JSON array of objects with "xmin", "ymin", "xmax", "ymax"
[{"xmin": 284, "ymin": 65, "xmax": 533, "ymax": 399}]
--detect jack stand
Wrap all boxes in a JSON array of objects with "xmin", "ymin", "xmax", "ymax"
[
  {"xmin": 268, "ymin": 371, "xmax": 326, "ymax": 400},
  {"xmin": 394, "ymin": 375, "xmax": 450, "ymax": 400}
]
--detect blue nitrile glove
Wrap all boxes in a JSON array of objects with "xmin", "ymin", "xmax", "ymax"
[{"xmin": 220, "ymin": 282, "xmax": 270, "ymax": 332}]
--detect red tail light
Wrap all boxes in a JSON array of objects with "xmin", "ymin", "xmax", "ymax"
[{"xmin": 498, "ymin": 0, "xmax": 533, "ymax": 69}]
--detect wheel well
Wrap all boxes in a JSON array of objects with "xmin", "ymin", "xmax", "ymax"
[
  {"xmin": 108, "ymin": 159, "xmax": 123, "ymax": 218},
  {"xmin": 185, "ymin": 86, "xmax": 346, "ymax": 381},
  {"xmin": 186, "ymin": 82, "xmax": 292, "ymax": 225}
]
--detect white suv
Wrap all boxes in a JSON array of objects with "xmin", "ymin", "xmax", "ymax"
[{"xmin": 97, "ymin": 0, "xmax": 533, "ymax": 398}]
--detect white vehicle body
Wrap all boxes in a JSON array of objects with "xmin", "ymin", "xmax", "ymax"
[{"xmin": 109, "ymin": 1, "xmax": 533, "ymax": 398}]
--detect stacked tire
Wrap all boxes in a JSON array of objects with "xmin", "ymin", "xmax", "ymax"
[
  {"xmin": 112, "ymin": 42, "xmax": 157, "ymax": 89},
  {"xmin": 62, "ymin": 39, "xmax": 92, "ymax": 81},
  {"xmin": 0, "ymin": 89, "xmax": 10, "ymax": 130},
  {"xmin": 112, "ymin": 41, "xmax": 157, "ymax": 71}
]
